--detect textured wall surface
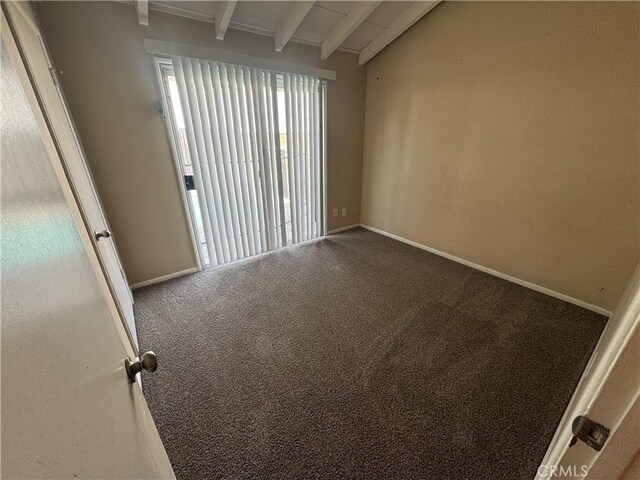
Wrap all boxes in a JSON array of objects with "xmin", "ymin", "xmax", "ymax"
[{"xmin": 361, "ymin": 1, "xmax": 639, "ymax": 310}]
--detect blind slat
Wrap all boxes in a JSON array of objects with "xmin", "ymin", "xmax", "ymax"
[
  {"xmin": 264, "ymin": 72, "xmax": 281, "ymax": 249},
  {"xmin": 227, "ymin": 65, "xmax": 256, "ymax": 257},
  {"xmin": 243, "ymin": 68, "xmax": 268, "ymax": 252},
  {"xmin": 291, "ymin": 75, "xmax": 306, "ymax": 241},
  {"xmin": 304, "ymin": 76, "xmax": 312, "ymax": 239},
  {"xmin": 174, "ymin": 58, "xmax": 218, "ymax": 264},
  {"xmin": 190, "ymin": 59, "xmax": 227, "ymax": 264},
  {"xmin": 313, "ymin": 79, "xmax": 323, "ymax": 237},
  {"xmin": 201, "ymin": 63, "xmax": 233, "ymax": 263},
  {"xmin": 211, "ymin": 64, "xmax": 242, "ymax": 260},
  {"xmin": 235, "ymin": 66, "xmax": 262, "ymax": 255},
  {"xmin": 298, "ymin": 75, "xmax": 305, "ymax": 241},
  {"xmin": 219, "ymin": 64, "xmax": 250, "ymax": 258},
  {"xmin": 310, "ymin": 78, "xmax": 317, "ymax": 238},
  {"xmin": 270, "ymin": 74, "xmax": 288, "ymax": 247},
  {"xmin": 255, "ymin": 69, "xmax": 277, "ymax": 250},
  {"xmin": 283, "ymin": 75, "xmax": 298, "ymax": 244}
]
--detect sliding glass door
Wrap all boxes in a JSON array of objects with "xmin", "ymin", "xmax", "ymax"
[{"xmin": 156, "ymin": 57, "xmax": 325, "ymax": 268}]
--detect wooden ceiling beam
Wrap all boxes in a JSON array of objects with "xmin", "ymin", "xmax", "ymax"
[
  {"xmin": 215, "ymin": 1, "xmax": 237, "ymax": 40},
  {"xmin": 358, "ymin": 1, "xmax": 441, "ymax": 65},
  {"xmin": 321, "ymin": 1, "xmax": 381, "ymax": 60},
  {"xmin": 135, "ymin": 0, "xmax": 149, "ymax": 26},
  {"xmin": 274, "ymin": 1, "xmax": 314, "ymax": 52}
]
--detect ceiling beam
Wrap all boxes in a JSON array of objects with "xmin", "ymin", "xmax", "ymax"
[
  {"xmin": 274, "ymin": 1, "xmax": 314, "ymax": 52},
  {"xmin": 148, "ymin": 1, "xmax": 213, "ymax": 23},
  {"xmin": 358, "ymin": 1, "xmax": 441, "ymax": 65},
  {"xmin": 215, "ymin": 1, "xmax": 237, "ymax": 40},
  {"xmin": 321, "ymin": 1, "xmax": 381, "ymax": 60},
  {"xmin": 135, "ymin": 0, "xmax": 149, "ymax": 26}
]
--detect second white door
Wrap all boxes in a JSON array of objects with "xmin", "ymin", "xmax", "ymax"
[{"xmin": 6, "ymin": 1, "xmax": 138, "ymax": 348}]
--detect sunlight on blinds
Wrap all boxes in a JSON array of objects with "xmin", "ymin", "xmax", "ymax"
[{"xmin": 170, "ymin": 57, "xmax": 324, "ymax": 267}]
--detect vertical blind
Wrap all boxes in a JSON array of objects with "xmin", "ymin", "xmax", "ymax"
[{"xmin": 171, "ymin": 56, "xmax": 324, "ymax": 267}]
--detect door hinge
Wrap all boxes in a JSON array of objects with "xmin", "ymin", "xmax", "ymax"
[
  {"xmin": 48, "ymin": 67, "xmax": 58, "ymax": 87},
  {"xmin": 157, "ymin": 100, "xmax": 166, "ymax": 120}
]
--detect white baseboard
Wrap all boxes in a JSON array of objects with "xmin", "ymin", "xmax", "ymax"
[
  {"xmin": 327, "ymin": 224, "xmax": 360, "ymax": 234},
  {"xmin": 130, "ymin": 267, "xmax": 199, "ymax": 290},
  {"xmin": 359, "ymin": 224, "xmax": 611, "ymax": 317}
]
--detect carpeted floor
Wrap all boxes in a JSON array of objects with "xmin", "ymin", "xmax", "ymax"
[{"xmin": 134, "ymin": 228, "xmax": 607, "ymax": 479}]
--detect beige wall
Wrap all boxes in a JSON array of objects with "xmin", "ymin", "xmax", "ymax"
[
  {"xmin": 621, "ymin": 449, "xmax": 640, "ymax": 480},
  {"xmin": 36, "ymin": 1, "xmax": 366, "ymax": 284},
  {"xmin": 361, "ymin": 1, "xmax": 639, "ymax": 310}
]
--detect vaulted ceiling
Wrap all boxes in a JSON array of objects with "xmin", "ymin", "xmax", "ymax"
[{"xmin": 130, "ymin": 1, "xmax": 441, "ymax": 65}]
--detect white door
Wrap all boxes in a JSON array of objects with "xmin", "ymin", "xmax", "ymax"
[
  {"xmin": 4, "ymin": 1, "xmax": 138, "ymax": 348},
  {"xmin": 536, "ymin": 266, "xmax": 639, "ymax": 479},
  {"xmin": 1, "ymin": 11, "xmax": 174, "ymax": 478}
]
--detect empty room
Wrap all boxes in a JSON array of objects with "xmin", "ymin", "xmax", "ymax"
[{"xmin": 1, "ymin": 0, "xmax": 639, "ymax": 479}]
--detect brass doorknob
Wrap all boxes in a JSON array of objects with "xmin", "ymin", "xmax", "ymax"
[{"xmin": 125, "ymin": 351, "xmax": 158, "ymax": 383}]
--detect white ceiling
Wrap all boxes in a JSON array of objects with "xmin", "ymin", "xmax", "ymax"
[{"xmin": 139, "ymin": 0, "xmax": 440, "ymax": 65}]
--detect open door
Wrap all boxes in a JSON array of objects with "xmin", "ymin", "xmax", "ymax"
[
  {"xmin": 1, "ymin": 8, "xmax": 173, "ymax": 478},
  {"xmin": 536, "ymin": 267, "xmax": 639, "ymax": 479},
  {"xmin": 4, "ymin": 1, "xmax": 138, "ymax": 349}
]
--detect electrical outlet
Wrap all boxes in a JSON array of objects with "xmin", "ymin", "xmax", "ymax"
[
  {"xmin": 341, "ymin": 208, "xmax": 347, "ymax": 217},
  {"xmin": 333, "ymin": 208, "xmax": 338, "ymax": 217}
]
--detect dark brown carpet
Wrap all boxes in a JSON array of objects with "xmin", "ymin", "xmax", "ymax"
[{"xmin": 134, "ymin": 228, "xmax": 607, "ymax": 479}]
